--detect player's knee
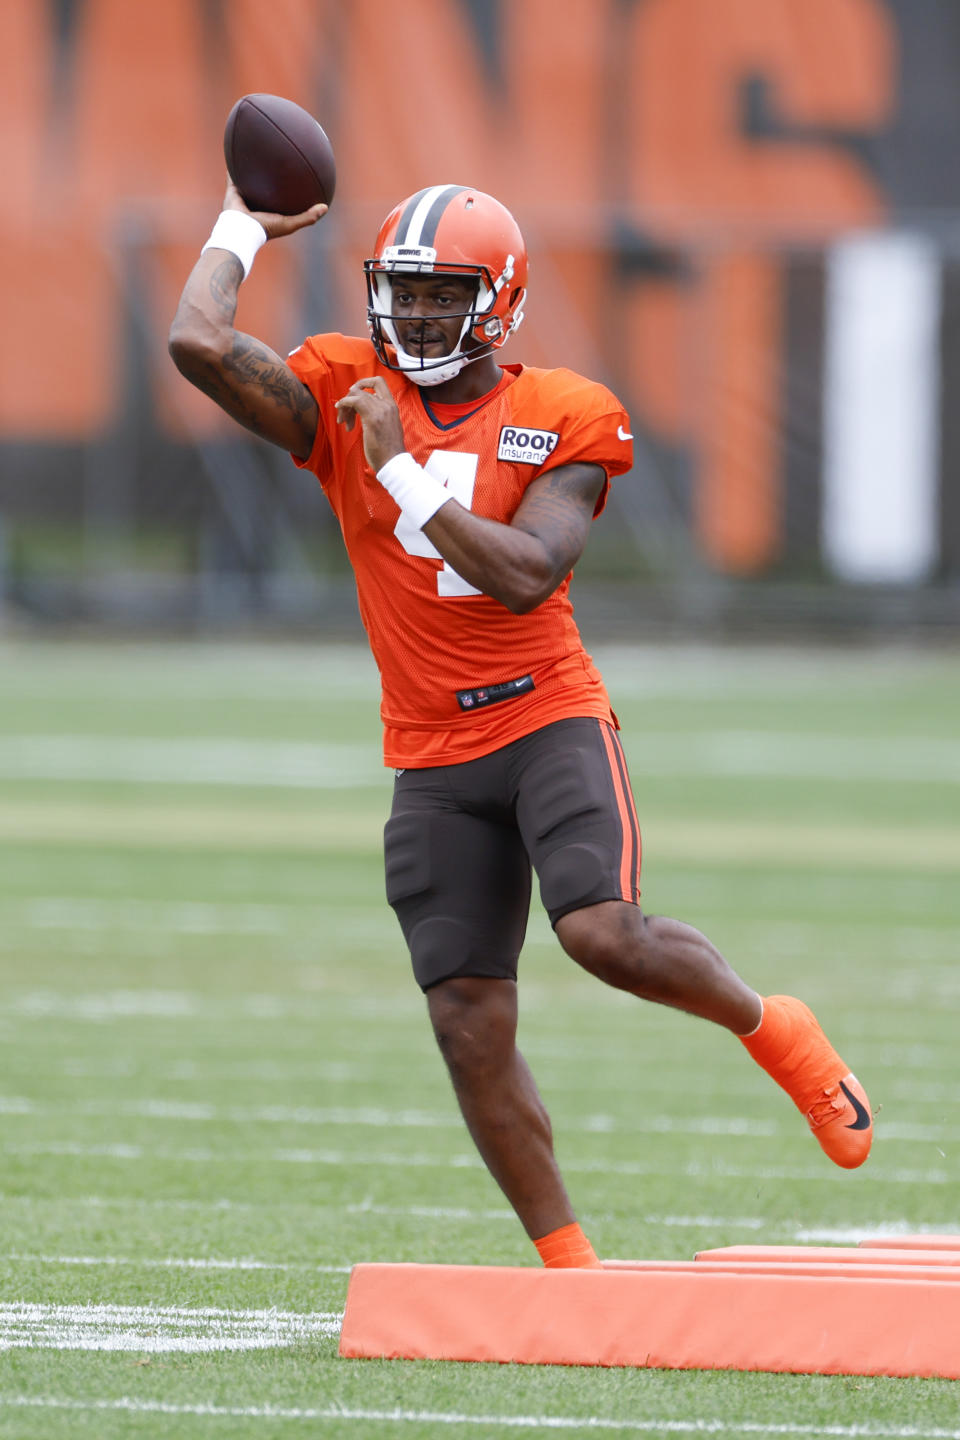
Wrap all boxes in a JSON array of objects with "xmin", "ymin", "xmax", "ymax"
[
  {"xmin": 557, "ymin": 902, "xmax": 650, "ymax": 989},
  {"xmin": 427, "ymin": 975, "xmax": 517, "ymax": 1078}
]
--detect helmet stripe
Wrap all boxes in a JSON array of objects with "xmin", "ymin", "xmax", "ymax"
[
  {"xmin": 393, "ymin": 187, "xmax": 436, "ymax": 245},
  {"xmin": 395, "ymin": 184, "xmax": 467, "ymax": 249},
  {"xmin": 413, "ymin": 185, "xmax": 467, "ymax": 248}
]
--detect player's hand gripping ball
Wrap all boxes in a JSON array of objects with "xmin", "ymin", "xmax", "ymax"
[{"xmin": 224, "ymin": 93, "xmax": 336, "ymax": 215}]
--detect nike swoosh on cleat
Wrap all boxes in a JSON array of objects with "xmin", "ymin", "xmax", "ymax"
[{"xmin": 840, "ymin": 1079, "xmax": 871, "ymax": 1130}]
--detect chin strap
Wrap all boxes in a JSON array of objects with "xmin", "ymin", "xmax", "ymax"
[
  {"xmin": 395, "ymin": 346, "xmax": 475, "ymax": 388},
  {"xmin": 387, "ymin": 302, "xmax": 476, "ymax": 387}
]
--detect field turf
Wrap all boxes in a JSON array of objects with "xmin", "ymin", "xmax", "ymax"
[{"xmin": 1, "ymin": 638, "xmax": 959, "ymax": 1437}]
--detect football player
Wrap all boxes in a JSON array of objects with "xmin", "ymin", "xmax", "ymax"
[{"xmin": 170, "ymin": 183, "xmax": 873, "ymax": 1269}]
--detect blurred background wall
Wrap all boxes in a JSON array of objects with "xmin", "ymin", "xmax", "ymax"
[{"xmin": 1, "ymin": 0, "xmax": 959, "ymax": 636}]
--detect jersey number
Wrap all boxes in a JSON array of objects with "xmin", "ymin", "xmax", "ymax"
[{"xmin": 393, "ymin": 450, "xmax": 482, "ymax": 597}]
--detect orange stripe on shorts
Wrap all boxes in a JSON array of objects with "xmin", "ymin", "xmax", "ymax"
[{"xmin": 599, "ymin": 722, "xmax": 642, "ymax": 903}]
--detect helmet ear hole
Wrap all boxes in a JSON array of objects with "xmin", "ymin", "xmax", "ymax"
[{"xmin": 510, "ymin": 288, "xmax": 522, "ymax": 306}]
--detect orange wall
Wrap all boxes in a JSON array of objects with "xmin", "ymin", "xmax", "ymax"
[{"xmin": 0, "ymin": 0, "xmax": 897, "ymax": 571}]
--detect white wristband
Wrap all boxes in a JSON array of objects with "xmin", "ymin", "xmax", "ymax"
[
  {"xmin": 201, "ymin": 210, "xmax": 267, "ymax": 279},
  {"xmin": 376, "ymin": 452, "xmax": 452, "ymax": 530}
]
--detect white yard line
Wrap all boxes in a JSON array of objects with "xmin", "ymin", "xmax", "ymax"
[
  {"xmin": 54, "ymin": 1058, "xmax": 368, "ymax": 1083},
  {"xmin": 344, "ymin": 1203, "xmax": 771, "ymax": 1231},
  {"xmin": 4, "ymin": 1090, "xmax": 956, "ymax": 1144},
  {"xmin": 345, "ymin": 1201, "xmax": 515, "ymax": 1221},
  {"xmin": 12, "ymin": 987, "xmax": 958, "ymax": 1071},
  {"xmin": 3, "ymin": 1139, "xmax": 954, "ymax": 1186},
  {"xmin": 0, "ymin": 1215, "xmax": 792, "ymax": 1249},
  {"xmin": 5, "ymin": 729, "xmax": 960, "ymax": 785},
  {"xmin": 3, "ymin": 639, "xmax": 941, "ymax": 700},
  {"xmin": 0, "ymin": 1219, "xmax": 916, "ymax": 1253},
  {"xmin": 3, "ymin": 1252, "xmax": 350, "ymax": 1274},
  {"xmin": 0, "ymin": 736, "xmax": 385, "ymax": 789},
  {"xmin": 0, "ymin": 1396, "xmax": 957, "ymax": 1436},
  {"xmin": 0, "ymin": 1093, "xmax": 782, "ymax": 1137},
  {"xmin": 6, "ymin": 804, "xmax": 959, "ymax": 870},
  {"xmin": 0, "ymin": 1223, "xmax": 942, "ymax": 1252},
  {"xmin": 793, "ymin": 1225, "xmax": 939, "ymax": 1244},
  {"xmin": 2, "ymin": 988, "xmax": 423, "ymax": 1023},
  {"xmin": 29, "ymin": 1055, "xmax": 960, "ymax": 1102},
  {"xmin": 0, "ymin": 1303, "xmax": 341, "ymax": 1352},
  {"xmin": 0, "ymin": 1193, "xmax": 265, "ymax": 1212},
  {"xmin": 6, "ymin": 990, "xmax": 203, "ymax": 1020},
  {"xmin": 0, "ymin": 804, "xmax": 385, "ymax": 853},
  {"xmin": 14, "ymin": 901, "xmax": 951, "ymax": 985},
  {"xmin": 0, "ymin": 1209, "xmax": 946, "ymax": 1248},
  {"xmin": 10, "ymin": 898, "xmax": 337, "ymax": 937},
  {"xmin": 0, "ymin": 642, "xmax": 382, "ymax": 702},
  {"xmin": 7, "ymin": 898, "xmax": 959, "ymax": 943}
]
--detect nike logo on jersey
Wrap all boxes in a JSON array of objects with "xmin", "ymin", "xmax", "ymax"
[
  {"xmin": 618, "ymin": 424, "xmax": 633, "ymax": 441},
  {"xmin": 840, "ymin": 1078, "xmax": 872, "ymax": 1130},
  {"xmin": 497, "ymin": 426, "xmax": 560, "ymax": 464}
]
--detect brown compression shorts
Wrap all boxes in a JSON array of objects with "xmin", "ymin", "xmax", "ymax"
[{"xmin": 383, "ymin": 716, "xmax": 642, "ymax": 991}]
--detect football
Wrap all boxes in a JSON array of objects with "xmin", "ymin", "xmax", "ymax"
[{"xmin": 223, "ymin": 93, "xmax": 336, "ymax": 215}]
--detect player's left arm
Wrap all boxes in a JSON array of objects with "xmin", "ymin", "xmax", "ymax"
[
  {"xmin": 335, "ymin": 375, "xmax": 606, "ymax": 613},
  {"xmin": 424, "ymin": 462, "xmax": 605, "ymax": 613}
]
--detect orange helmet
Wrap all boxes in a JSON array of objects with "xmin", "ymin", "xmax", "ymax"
[{"xmin": 364, "ymin": 184, "xmax": 528, "ymax": 386}]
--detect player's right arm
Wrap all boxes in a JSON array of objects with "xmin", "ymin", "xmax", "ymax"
[{"xmin": 168, "ymin": 185, "xmax": 325, "ymax": 461}]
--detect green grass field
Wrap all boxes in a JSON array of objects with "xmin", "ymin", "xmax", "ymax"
[{"xmin": 1, "ymin": 637, "xmax": 959, "ymax": 1437}]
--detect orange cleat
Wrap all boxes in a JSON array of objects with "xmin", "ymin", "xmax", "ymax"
[{"xmin": 740, "ymin": 995, "xmax": 873, "ymax": 1169}]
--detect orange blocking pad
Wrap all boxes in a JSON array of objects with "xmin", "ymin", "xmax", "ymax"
[
  {"xmin": 694, "ymin": 1244, "xmax": 960, "ymax": 1268},
  {"xmin": 339, "ymin": 1261, "xmax": 960, "ymax": 1377},
  {"xmin": 603, "ymin": 1257, "xmax": 960, "ymax": 1283},
  {"xmin": 859, "ymin": 1234, "xmax": 960, "ymax": 1251}
]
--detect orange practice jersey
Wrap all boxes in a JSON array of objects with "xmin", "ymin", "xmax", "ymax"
[{"xmin": 288, "ymin": 334, "xmax": 634, "ymax": 768}]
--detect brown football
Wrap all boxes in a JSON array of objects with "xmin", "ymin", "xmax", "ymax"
[{"xmin": 224, "ymin": 93, "xmax": 336, "ymax": 215}]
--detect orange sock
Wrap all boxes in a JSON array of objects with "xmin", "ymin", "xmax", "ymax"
[{"xmin": 534, "ymin": 1222, "xmax": 601, "ymax": 1269}]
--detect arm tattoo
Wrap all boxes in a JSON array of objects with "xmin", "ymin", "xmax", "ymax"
[
  {"xmin": 208, "ymin": 258, "xmax": 242, "ymax": 322},
  {"xmin": 170, "ymin": 256, "xmax": 317, "ymax": 451},
  {"xmin": 222, "ymin": 334, "xmax": 314, "ymax": 417},
  {"xmin": 180, "ymin": 335, "xmax": 317, "ymax": 450},
  {"xmin": 514, "ymin": 467, "xmax": 603, "ymax": 574}
]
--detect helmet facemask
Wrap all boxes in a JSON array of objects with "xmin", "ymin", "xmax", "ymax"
[{"xmin": 364, "ymin": 245, "xmax": 524, "ymax": 388}]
